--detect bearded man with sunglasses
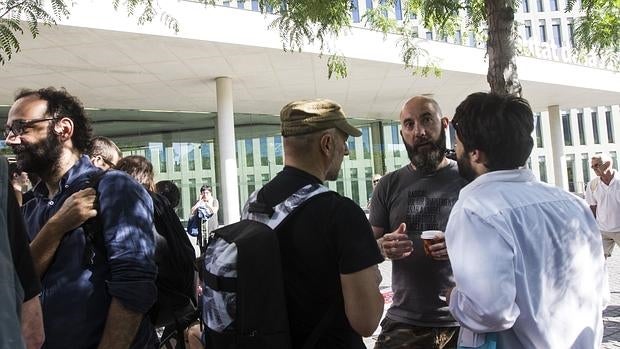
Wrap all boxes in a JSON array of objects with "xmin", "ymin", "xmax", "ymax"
[{"xmin": 5, "ymin": 87, "xmax": 157, "ymax": 349}]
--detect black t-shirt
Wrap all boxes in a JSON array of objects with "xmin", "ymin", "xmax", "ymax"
[
  {"xmin": 257, "ymin": 166, "xmax": 383, "ymax": 349},
  {"xmin": 7, "ymin": 184, "xmax": 41, "ymax": 301}
]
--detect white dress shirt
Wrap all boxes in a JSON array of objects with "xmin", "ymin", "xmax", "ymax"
[
  {"xmin": 446, "ymin": 169, "xmax": 608, "ymax": 349},
  {"xmin": 585, "ymin": 172, "xmax": 620, "ymax": 232}
]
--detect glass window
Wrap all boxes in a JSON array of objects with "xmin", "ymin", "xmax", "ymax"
[
  {"xmin": 391, "ymin": 124, "xmax": 400, "ymax": 158},
  {"xmin": 173, "ymin": 143, "xmax": 181, "ymax": 172},
  {"xmin": 366, "ymin": 0, "xmax": 373, "ymax": 10},
  {"xmin": 592, "ymin": 112, "xmax": 600, "ymax": 144},
  {"xmin": 350, "ymin": 168, "xmax": 359, "ymax": 204},
  {"xmin": 448, "ymin": 123, "xmax": 457, "ymax": 148},
  {"xmin": 426, "ymin": 31, "xmax": 433, "ymax": 40},
  {"xmin": 251, "ymin": 0, "xmax": 258, "ymax": 11},
  {"xmin": 237, "ymin": 0, "xmax": 245, "ymax": 9},
  {"xmin": 535, "ymin": 113, "xmax": 544, "ymax": 148},
  {"xmin": 525, "ymin": 23, "xmax": 532, "ymax": 39},
  {"xmin": 552, "ymin": 24, "xmax": 562, "ymax": 47},
  {"xmin": 201, "ymin": 143, "xmax": 211, "ymax": 170},
  {"xmin": 336, "ymin": 180, "xmax": 345, "ymax": 196},
  {"xmin": 566, "ymin": 154, "xmax": 576, "ymax": 192},
  {"xmin": 606, "ymin": 111, "xmax": 614, "ymax": 143},
  {"xmin": 261, "ymin": 173, "xmax": 270, "ymax": 185},
  {"xmin": 365, "ymin": 166, "xmax": 373, "ymax": 201},
  {"xmin": 539, "ymin": 23, "xmax": 547, "ymax": 42},
  {"xmin": 188, "ymin": 144, "xmax": 195, "ymax": 171},
  {"xmin": 362, "ymin": 127, "xmax": 371, "ymax": 159},
  {"xmin": 395, "ymin": 0, "xmax": 403, "ymax": 20},
  {"xmin": 245, "ymin": 139, "xmax": 254, "ymax": 166},
  {"xmin": 568, "ymin": 21, "xmax": 575, "ymax": 47},
  {"xmin": 611, "ymin": 151, "xmax": 618, "ymax": 170},
  {"xmin": 223, "ymin": 1, "xmax": 230, "ymax": 6},
  {"xmin": 455, "ymin": 30, "xmax": 462, "ymax": 44},
  {"xmin": 158, "ymin": 144, "xmax": 167, "ymax": 173},
  {"xmin": 189, "ymin": 178, "xmax": 197, "ymax": 206},
  {"xmin": 550, "ymin": 0, "xmax": 558, "ymax": 11},
  {"xmin": 247, "ymin": 175, "xmax": 255, "ymax": 195},
  {"xmin": 274, "ymin": 135, "xmax": 283, "ymax": 165},
  {"xmin": 522, "ymin": 0, "xmax": 530, "ymax": 12},
  {"xmin": 562, "ymin": 113, "xmax": 572, "ymax": 146},
  {"xmin": 538, "ymin": 156, "xmax": 548, "ymax": 182},
  {"xmin": 537, "ymin": 0, "xmax": 544, "ymax": 11},
  {"xmin": 351, "ymin": 0, "xmax": 360, "ymax": 23},
  {"xmin": 582, "ymin": 153, "xmax": 590, "ymax": 185},
  {"xmin": 259, "ymin": 137, "xmax": 268, "ymax": 166},
  {"xmin": 347, "ymin": 138, "xmax": 357, "ymax": 160},
  {"xmin": 576, "ymin": 113, "xmax": 586, "ymax": 145}
]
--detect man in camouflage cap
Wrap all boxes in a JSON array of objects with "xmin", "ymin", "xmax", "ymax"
[{"xmin": 251, "ymin": 98, "xmax": 384, "ymax": 347}]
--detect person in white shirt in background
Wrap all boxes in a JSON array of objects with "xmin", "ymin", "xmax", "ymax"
[
  {"xmin": 445, "ymin": 92, "xmax": 608, "ymax": 349},
  {"xmin": 585, "ymin": 153, "xmax": 620, "ymax": 258}
]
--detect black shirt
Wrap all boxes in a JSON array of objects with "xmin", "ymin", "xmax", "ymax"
[
  {"xmin": 258, "ymin": 166, "xmax": 383, "ymax": 349},
  {"xmin": 7, "ymin": 184, "xmax": 41, "ymax": 301}
]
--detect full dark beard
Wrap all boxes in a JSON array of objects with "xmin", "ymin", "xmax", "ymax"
[
  {"xmin": 404, "ymin": 128, "xmax": 447, "ymax": 175},
  {"xmin": 12, "ymin": 133, "xmax": 62, "ymax": 176}
]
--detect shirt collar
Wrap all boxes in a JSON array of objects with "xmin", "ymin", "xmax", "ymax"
[
  {"xmin": 459, "ymin": 168, "xmax": 536, "ymax": 199},
  {"xmin": 32, "ymin": 155, "xmax": 98, "ymax": 197}
]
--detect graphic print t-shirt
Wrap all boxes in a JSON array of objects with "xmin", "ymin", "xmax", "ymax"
[{"xmin": 370, "ymin": 160, "xmax": 467, "ymax": 326}]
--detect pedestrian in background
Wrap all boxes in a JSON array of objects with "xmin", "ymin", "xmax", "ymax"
[{"xmin": 585, "ymin": 153, "xmax": 620, "ymax": 258}]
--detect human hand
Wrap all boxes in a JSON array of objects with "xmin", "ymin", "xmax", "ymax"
[
  {"xmin": 427, "ymin": 231, "xmax": 449, "ymax": 260},
  {"xmin": 380, "ymin": 223, "xmax": 413, "ymax": 260},
  {"xmin": 49, "ymin": 188, "xmax": 98, "ymax": 234}
]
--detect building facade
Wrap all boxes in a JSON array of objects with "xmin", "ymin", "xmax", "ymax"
[{"xmin": 0, "ymin": 0, "xmax": 618, "ymax": 223}]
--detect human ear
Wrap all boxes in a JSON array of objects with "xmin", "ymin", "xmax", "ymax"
[{"xmin": 54, "ymin": 117, "xmax": 74, "ymax": 141}]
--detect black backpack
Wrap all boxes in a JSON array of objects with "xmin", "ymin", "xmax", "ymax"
[
  {"xmin": 201, "ymin": 183, "xmax": 332, "ymax": 349},
  {"xmin": 80, "ymin": 171, "xmax": 198, "ymax": 341}
]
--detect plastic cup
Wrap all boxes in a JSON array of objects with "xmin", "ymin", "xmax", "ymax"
[{"xmin": 421, "ymin": 230, "xmax": 443, "ymax": 257}]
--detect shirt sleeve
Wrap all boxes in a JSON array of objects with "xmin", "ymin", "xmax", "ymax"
[
  {"xmin": 98, "ymin": 172, "xmax": 157, "ymax": 314},
  {"xmin": 334, "ymin": 198, "xmax": 384, "ymax": 275},
  {"xmin": 585, "ymin": 179, "xmax": 597, "ymax": 206},
  {"xmin": 446, "ymin": 206, "xmax": 520, "ymax": 333},
  {"xmin": 368, "ymin": 175, "xmax": 389, "ymax": 232},
  {"xmin": 7, "ymin": 185, "xmax": 41, "ymax": 301}
]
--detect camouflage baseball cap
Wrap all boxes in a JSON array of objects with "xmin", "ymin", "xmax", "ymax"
[{"xmin": 280, "ymin": 99, "xmax": 362, "ymax": 137}]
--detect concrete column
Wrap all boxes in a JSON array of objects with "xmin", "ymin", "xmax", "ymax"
[
  {"xmin": 216, "ymin": 77, "xmax": 240, "ymax": 224},
  {"xmin": 548, "ymin": 105, "xmax": 566, "ymax": 190}
]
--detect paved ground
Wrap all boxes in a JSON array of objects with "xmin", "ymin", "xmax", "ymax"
[
  {"xmin": 603, "ymin": 253, "xmax": 620, "ymax": 348},
  {"xmin": 364, "ymin": 253, "xmax": 620, "ymax": 348}
]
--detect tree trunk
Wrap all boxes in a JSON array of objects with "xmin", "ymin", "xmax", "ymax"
[{"xmin": 485, "ymin": 0, "xmax": 522, "ymax": 96}]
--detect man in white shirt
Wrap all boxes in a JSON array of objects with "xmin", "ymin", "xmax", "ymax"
[
  {"xmin": 445, "ymin": 92, "xmax": 607, "ymax": 348},
  {"xmin": 585, "ymin": 153, "xmax": 620, "ymax": 257}
]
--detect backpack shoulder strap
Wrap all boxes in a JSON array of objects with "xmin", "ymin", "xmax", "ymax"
[{"xmin": 243, "ymin": 183, "xmax": 330, "ymax": 229}]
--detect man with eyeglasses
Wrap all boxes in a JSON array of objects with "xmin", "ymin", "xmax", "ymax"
[
  {"xmin": 369, "ymin": 96, "xmax": 467, "ymax": 349},
  {"xmin": 87, "ymin": 136, "xmax": 122, "ymax": 170},
  {"xmin": 585, "ymin": 153, "xmax": 620, "ymax": 257},
  {"xmin": 5, "ymin": 87, "xmax": 157, "ymax": 349}
]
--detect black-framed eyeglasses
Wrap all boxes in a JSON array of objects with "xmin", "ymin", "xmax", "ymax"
[{"xmin": 4, "ymin": 117, "xmax": 55, "ymax": 138}]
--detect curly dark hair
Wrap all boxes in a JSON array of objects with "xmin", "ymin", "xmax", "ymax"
[
  {"xmin": 452, "ymin": 92, "xmax": 534, "ymax": 171},
  {"xmin": 15, "ymin": 87, "xmax": 92, "ymax": 153}
]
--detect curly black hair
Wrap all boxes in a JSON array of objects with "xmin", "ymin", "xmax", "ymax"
[
  {"xmin": 15, "ymin": 87, "xmax": 93, "ymax": 153},
  {"xmin": 452, "ymin": 92, "xmax": 534, "ymax": 171}
]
